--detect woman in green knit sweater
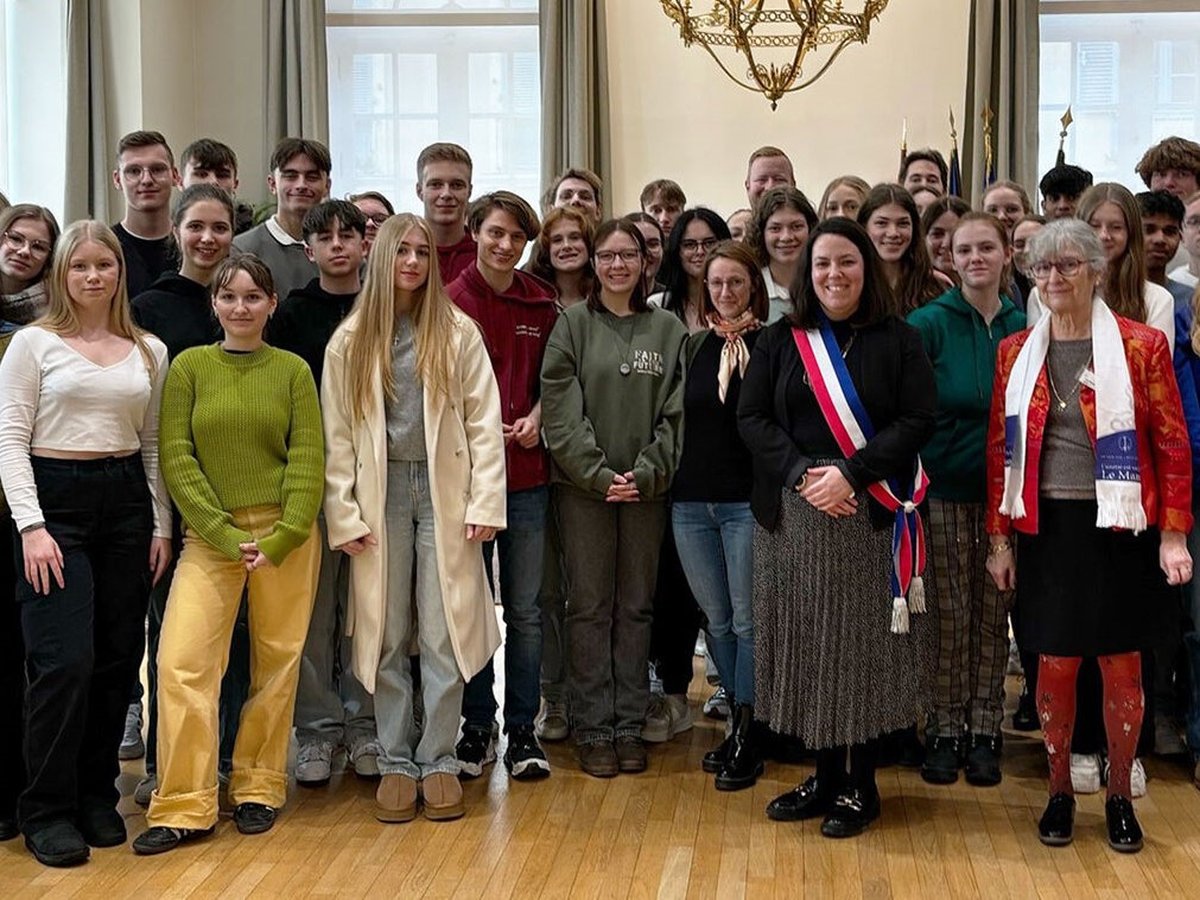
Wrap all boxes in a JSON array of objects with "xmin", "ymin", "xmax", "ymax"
[{"xmin": 133, "ymin": 254, "xmax": 324, "ymax": 855}]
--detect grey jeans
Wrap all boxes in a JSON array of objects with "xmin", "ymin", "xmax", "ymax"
[
  {"xmin": 555, "ymin": 485, "xmax": 666, "ymax": 744},
  {"xmin": 538, "ymin": 502, "xmax": 569, "ymax": 704},
  {"xmin": 376, "ymin": 461, "xmax": 462, "ymax": 779}
]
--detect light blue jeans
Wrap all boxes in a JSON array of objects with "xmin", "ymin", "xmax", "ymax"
[
  {"xmin": 376, "ymin": 461, "xmax": 462, "ymax": 779},
  {"xmin": 671, "ymin": 501, "xmax": 755, "ymax": 705}
]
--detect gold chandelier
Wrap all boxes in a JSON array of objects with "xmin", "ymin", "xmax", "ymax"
[{"xmin": 659, "ymin": 1, "xmax": 890, "ymax": 110}]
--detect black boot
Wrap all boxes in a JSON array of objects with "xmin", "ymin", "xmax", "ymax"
[
  {"xmin": 716, "ymin": 704, "xmax": 763, "ymax": 791},
  {"xmin": 702, "ymin": 713, "xmax": 735, "ymax": 774}
]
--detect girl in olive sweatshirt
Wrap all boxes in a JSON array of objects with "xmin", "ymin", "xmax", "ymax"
[{"xmin": 541, "ymin": 219, "xmax": 686, "ymax": 778}]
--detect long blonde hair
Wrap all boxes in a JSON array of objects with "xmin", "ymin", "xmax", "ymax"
[
  {"xmin": 40, "ymin": 220, "xmax": 159, "ymax": 378},
  {"xmin": 343, "ymin": 214, "xmax": 456, "ymax": 421}
]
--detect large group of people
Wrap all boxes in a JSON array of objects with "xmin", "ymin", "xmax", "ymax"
[{"xmin": 2, "ymin": 126, "xmax": 1200, "ymax": 871}]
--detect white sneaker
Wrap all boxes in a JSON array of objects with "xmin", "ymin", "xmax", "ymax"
[
  {"xmin": 703, "ymin": 686, "xmax": 730, "ymax": 720},
  {"xmin": 535, "ymin": 699, "xmax": 570, "ymax": 742},
  {"xmin": 296, "ymin": 740, "xmax": 334, "ymax": 785},
  {"xmin": 119, "ymin": 701, "xmax": 145, "ymax": 760},
  {"xmin": 1070, "ymin": 753, "xmax": 1102, "ymax": 794},
  {"xmin": 642, "ymin": 694, "xmax": 671, "ymax": 743},
  {"xmin": 1103, "ymin": 756, "xmax": 1148, "ymax": 798},
  {"xmin": 348, "ymin": 735, "xmax": 382, "ymax": 778},
  {"xmin": 664, "ymin": 694, "xmax": 694, "ymax": 736}
]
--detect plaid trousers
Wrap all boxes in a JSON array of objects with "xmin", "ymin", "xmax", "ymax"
[{"xmin": 925, "ymin": 498, "xmax": 1014, "ymax": 737}]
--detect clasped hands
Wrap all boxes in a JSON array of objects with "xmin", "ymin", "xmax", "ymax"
[{"xmin": 796, "ymin": 465, "xmax": 856, "ymax": 518}]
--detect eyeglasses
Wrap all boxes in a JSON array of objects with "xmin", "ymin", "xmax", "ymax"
[
  {"xmin": 3, "ymin": 230, "xmax": 52, "ymax": 257},
  {"xmin": 364, "ymin": 214, "xmax": 390, "ymax": 227},
  {"xmin": 1030, "ymin": 258, "xmax": 1086, "ymax": 279},
  {"xmin": 706, "ymin": 277, "xmax": 748, "ymax": 294},
  {"xmin": 595, "ymin": 249, "xmax": 641, "ymax": 265},
  {"xmin": 681, "ymin": 238, "xmax": 720, "ymax": 255},
  {"xmin": 121, "ymin": 164, "xmax": 173, "ymax": 182}
]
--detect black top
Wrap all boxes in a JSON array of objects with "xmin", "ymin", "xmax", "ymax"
[
  {"xmin": 114, "ymin": 223, "xmax": 174, "ymax": 301},
  {"xmin": 131, "ymin": 271, "xmax": 221, "ymax": 362},
  {"xmin": 672, "ymin": 329, "xmax": 758, "ymax": 502},
  {"xmin": 737, "ymin": 316, "xmax": 937, "ymax": 531},
  {"xmin": 268, "ymin": 278, "xmax": 358, "ymax": 390}
]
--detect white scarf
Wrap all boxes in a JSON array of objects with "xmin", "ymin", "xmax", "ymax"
[{"xmin": 1000, "ymin": 297, "xmax": 1145, "ymax": 532}]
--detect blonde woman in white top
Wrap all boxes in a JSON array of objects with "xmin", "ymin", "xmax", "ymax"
[{"xmin": 0, "ymin": 221, "xmax": 169, "ymax": 868}]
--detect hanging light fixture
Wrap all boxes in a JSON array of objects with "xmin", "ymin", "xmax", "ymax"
[{"xmin": 659, "ymin": 1, "xmax": 891, "ymax": 110}]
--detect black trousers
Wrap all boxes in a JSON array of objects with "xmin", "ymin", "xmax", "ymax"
[
  {"xmin": 0, "ymin": 511, "xmax": 23, "ymax": 821},
  {"xmin": 15, "ymin": 456, "xmax": 152, "ymax": 833},
  {"xmin": 650, "ymin": 519, "xmax": 702, "ymax": 696}
]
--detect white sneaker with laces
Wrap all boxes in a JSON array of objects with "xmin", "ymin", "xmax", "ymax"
[
  {"xmin": 1070, "ymin": 752, "xmax": 1101, "ymax": 794},
  {"xmin": 295, "ymin": 740, "xmax": 334, "ymax": 785}
]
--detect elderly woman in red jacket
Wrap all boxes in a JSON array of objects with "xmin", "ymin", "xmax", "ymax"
[{"xmin": 985, "ymin": 219, "xmax": 1192, "ymax": 855}]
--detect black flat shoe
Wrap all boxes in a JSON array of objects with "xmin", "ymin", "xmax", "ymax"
[
  {"xmin": 131, "ymin": 825, "xmax": 215, "ymax": 856},
  {"xmin": 766, "ymin": 776, "xmax": 836, "ymax": 822},
  {"xmin": 77, "ymin": 806, "xmax": 127, "ymax": 847},
  {"xmin": 1105, "ymin": 796, "xmax": 1144, "ymax": 853},
  {"xmin": 964, "ymin": 734, "xmax": 1003, "ymax": 787},
  {"xmin": 233, "ymin": 802, "xmax": 277, "ymax": 835},
  {"xmin": 1038, "ymin": 793, "xmax": 1075, "ymax": 846},
  {"xmin": 920, "ymin": 735, "xmax": 961, "ymax": 785},
  {"xmin": 820, "ymin": 789, "xmax": 881, "ymax": 838},
  {"xmin": 24, "ymin": 821, "xmax": 90, "ymax": 867}
]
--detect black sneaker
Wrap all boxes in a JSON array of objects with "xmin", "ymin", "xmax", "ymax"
[
  {"xmin": 233, "ymin": 803, "xmax": 276, "ymax": 835},
  {"xmin": 920, "ymin": 735, "xmax": 961, "ymax": 785},
  {"xmin": 24, "ymin": 821, "xmax": 89, "ymax": 867},
  {"xmin": 964, "ymin": 734, "xmax": 1003, "ymax": 787},
  {"xmin": 504, "ymin": 727, "xmax": 551, "ymax": 781},
  {"xmin": 132, "ymin": 825, "xmax": 215, "ymax": 856},
  {"xmin": 456, "ymin": 724, "xmax": 497, "ymax": 780}
]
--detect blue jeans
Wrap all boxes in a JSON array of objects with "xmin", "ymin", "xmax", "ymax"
[
  {"xmin": 671, "ymin": 501, "xmax": 755, "ymax": 706},
  {"xmin": 463, "ymin": 486, "xmax": 548, "ymax": 731}
]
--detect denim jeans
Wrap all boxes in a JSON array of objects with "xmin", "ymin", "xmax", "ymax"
[
  {"xmin": 556, "ymin": 486, "xmax": 665, "ymax": 744},
  {"xmin": 671, "ymin": 501, "xmax": 755, "ymax": 705},
  {"xmin": 15, "ymin": 456, "xmax": 152, "ymax": 833},
  {"xmin": 294, "ymin": 515, "xmax": 376, "ymax": 746},
  {"xmin": 376, "ymin": 461, "xmax": 461, "ymax": 779},
  {"xmin": 463, "ymin": 486, "xmax": 547, "ymax": 731}
]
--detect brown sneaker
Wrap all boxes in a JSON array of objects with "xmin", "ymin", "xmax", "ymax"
[
  {"xmin": 421, "ymin": 772, "xmax": 464, "ymax": 821},
  {"xmin": 375, "ymin": 774, "xmax": 418, "ymax": 823},
  {"xmin": 615, "ymin": 736, "xmax": 648, "ymax": 773},
  {"xmin": 578, "ymin": 741, "xmax": 619, "ymax": 778}
]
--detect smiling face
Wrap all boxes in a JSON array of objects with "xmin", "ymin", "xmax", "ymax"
[
  {"xmin": 268, "ymin": 153, "xmax": 330, "ymax": 219},
  {"xmin": 417, "ymin": 160, "xmax": 472, "ymax": 230},
  {"xmin": 1034, "ymin": 253, "xmax": 1098, "ymax": 317},
  {"xmin": 1011, "ymin": 219, "xmax": 1044, "ymax": 274},
  {"xmin": 810, "ymin": 233, "xmax": 865, "ymax": 321},
  {"xmin": 983, "ymin": 186, "xmax": 1026, "ymax": 233},
  {"xmin": 175, "ymin": 199, "xmax": 234, "ymax": 276},
  {"xmin": 726, "ymin": 209, "xmax": 752, "ymax": 242},
  {"xmin": 0, "ymin": 216, "xmax": 54, "ymax": 289},
  {"xmin": 764, "ymin": 206, "xmax": 809, "ymax": 267},
  {"xmin": 1087, "ymin": 200, "xmax": 1129, "ymax": 263},
  {"xmin": 952, "ymin": 220, "xmax": 1010, "ymax": 293},
  {"xmin": 633, "ymin": 221, "xmax": 664, "ymax": 284},
  {"xmin": 554, "ymin": 177, "xmax": 600, "ymax": 222},
  {"xmin": 393, "ymin": 226, "xmax": 432, "ymax": 296},
  {"xmin": 680, "ymin": 218, "xmax": 718, "ymax": 279},
  {"xmin": 1142, "ymin": 212, "xmax": 1182, "ymax": 273},
  {"xmin": 593, "ymin": 230, "xmax": 643, "ymax": 296},
  {"xmin": 1184, "ymin": 196, "xmax": 1200, "ymax": 260},
  {"xmin": 865, "ymin": 203, "xmax": 913, "ymax": 264},
  {"xmin": 925, "ymin": 210, "xmax": 960, "ymax": 276},
  {"xmin": 705, "ymin": 256, "xmax": 753, "ymax": 322},
  {"xmin": 213, "ymin": 269, "xmax": 276, "ymax": 341},
  {"xmin": 305, "ymin": 216, "xmax": 366, "ymax": 280},
  {"xmin": 903, "ymin": 159, "xmax": 943, "ymax": 195},
  {"xmin": 822, "ymin": 184, "xmax": 863, "ymax": 220},
  {"xmin": 745, "ymin": 155, "xmax": 795, "ymax": 208},
  {"xmin": 66, "ymin": 239, "xmax": 121, "ymax": 312},
  {"xmin": 474, "ymin": 208, "xmax": 528, "ymax": 279},
  {"xmin": 546, "ymin": 218, "xmax": 589, "ymax": 275}
]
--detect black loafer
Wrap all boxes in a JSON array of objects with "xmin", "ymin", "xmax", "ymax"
[
  {"xmin": 233, "ymin": 802, "xmax": 277, "ymax": 835},
  {"xmin": 820, "ymin": 789, "xmax": 881, "ymax": 838},
  {"xmin": 77, "ymin": 805, "xmax": 127, "ymax": 847},
  {"xmin": 1105, "ymin": 796, "xmax": 1143, "ymax": 853},
  {"xmin": 24, "ymin": 821, "xmax": 90, "ymax": 867},
  {"xmin": 766, "ymin": 776, "xmax": 835, "ymax": 822},
  {"xmin": 1038, "ymin": 793, "xmax": 1075, "ymax": 846},
  {"xmin": 131, "ymin": 825, "xmax": 215, "ymax": 856}
]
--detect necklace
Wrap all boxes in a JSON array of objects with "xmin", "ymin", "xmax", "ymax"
[
  {"xmin": 602, "ymin": 312, "xmax": 638, "ymax": 376},
  {"xmin": 802, "ymin": 331, "xmax": 855, "ymax": 387},
  {"xmin": 1046, "ymin": 346, "xmax": 1092, "ymax": 411}
]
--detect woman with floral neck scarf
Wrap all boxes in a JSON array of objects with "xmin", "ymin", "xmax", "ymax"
[{"xmin": 672, "ymin": 241, "xmax": 767, "ymax": 791}]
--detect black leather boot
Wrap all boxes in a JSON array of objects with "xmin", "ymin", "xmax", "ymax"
[
  {"xmin": 702, "ymin": 713, "xmax": 734, "ymax": 774},
  {"xmin": 715, "ymin": 704, "xmax": 764, "ymax": 791}
]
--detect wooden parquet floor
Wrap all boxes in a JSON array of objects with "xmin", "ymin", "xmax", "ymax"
[{"xmin": 3, "ymin": 677, "xmax": 1200, "ymax": 898}]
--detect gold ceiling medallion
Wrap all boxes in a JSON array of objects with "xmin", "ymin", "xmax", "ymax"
[{"xmin": 659, "ymin": 1, "xmax": 890, "ymax": 111}]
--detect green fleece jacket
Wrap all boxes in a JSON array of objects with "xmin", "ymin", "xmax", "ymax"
[
  {"xmin": 907, "ymin": 287, "xmax": 1026, "ymax": 503},
  {"xmin": 540, "ymin": 303, "xmax": 687, "ymax": 500}
]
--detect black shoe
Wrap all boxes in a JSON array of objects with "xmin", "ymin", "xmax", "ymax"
[
  {"xmin": 895, "ymin": 725, "xmax": 925, "ymax": 768},
  {"xmin": 920, "ymin": 735, "xmax": 961, "ymax": 785},
  {"xmin": 24, "ymin": 821, "xmax": 90, "ymax": 867},
  {"xmin": 1013, "ymin": 689, "xmax": 1039, "ymax": 732},
  {"xmin": 131, "ymin": 825, "xmax": 215, "ymax": 856},
  {"xmin": 615, "ymin": 736, "xmax": 648, "ymax": 773},
  {"xmin": 0, "ymin": 815, "xmax": 18, "ymax": 841},
  {"xmin": 504, "ymin": 726, "xmax": 551, "ymax": 781},
  {"xmin": 233, "ymin": 803, "xmax": 276, "ymax": 835},
  {"xmin": 456, "ymin": 724, "xmax": 497, "ymax": 780},
  {"xmin": 1038, "ymin": 793, "xmax": 1075, "ymax": 846},
  {"xmin": 77, "ymin": 805, "xmax": 126, "ymax": 847},
  {"xmin": 820, "ymin": 789, "xmax": 881, "ymax": 838},
  {"xmin": 702, "ymin": 733, "xmax": 734, "ymax": 774},
  {"xmin": 715, "ymin": 704, "xmax": 763, "ymax": 792},
  {"xmin": 766, "ymin": 776, "xmax": 835, "ymax": 822},
  {"xmin": 1105, "ymin": 796, "xmax": 1143, "ymax": 853},
  {"xmin": 964, "ymin": 734, "xmax": 1003, "ymax": 787}
]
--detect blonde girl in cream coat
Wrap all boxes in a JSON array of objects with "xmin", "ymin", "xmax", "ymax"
[{"xmin": 322, "ymin": 214, "xmax": 506, "ymax": 823}]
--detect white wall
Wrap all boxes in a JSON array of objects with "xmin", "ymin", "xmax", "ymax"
[{"xmin": 605, "ymin": 2, "xmax": 971, "ymax": 216}]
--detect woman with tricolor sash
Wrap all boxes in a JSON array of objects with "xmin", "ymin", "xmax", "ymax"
[
  {"xmin": 984, "ymin": 218, "xmax": 1192, "ymax": 854},
  {"xmin": 738, "ymin": 217, "xmax": 936, "ymax": 839}
]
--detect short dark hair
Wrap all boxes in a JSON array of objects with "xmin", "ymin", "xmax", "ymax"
[
  {"xmin": 588, "ymin": 218, "xmax": 651, "ymax": 313},
  {"xmin": 788, "ymin": 217, "xmax": 894, "ymax": 329},
  {"xmin": 1136, "ymin": 189, "xmax": 1186, "ymax": 225},
  {"xmin": 900, "ymin": 149, "xmax": 947, "ymax": 187},
  {"xmin": 1135, "ymin": 136, "xmax": 1200, "ymax": 188},
  {"xmin": 212, "ymin": 253, "xmax": 275, "ymax": 298},
  {"xmin": 347, "ymin": 190, "xmax": 395, "ymax": 216},
  {"xmin": 117, "ymin": 130, "xmax": 174, "ymax": 166},
  {"xmin": 745, "ymin": 186, "xmax": 818, "ymax": 267},
  {"xmin": 303, "ymin": 199, "xmax": 367, "ymax": 240},
  {"xmin": 180, "ymin": 138, "xmax": 238, "ymax": 174},
  {"xmin": 659, "ymin": 207, "xmax": 733, "ymax": 318},
  {"xmin": 416, "ymin": 142, "xmax": 473, "ymax": 181},
  {"xmin": 468, "ymin": 191, "xmax": 541, "ymax": 241},
  {"xmin": 172, "ymin": 184, "xmax": 235, "ymax": 229},
  {"xmin": 269, "ymin": 138, "xmax": 332, "ymax": 175},
  {"xmin": 640, "ymin": 179, "xmax": 686, "ymax": 210},
  {"xmin": 702, "ymin": 240, "xmax": 770, "ymax": 323},
  {"xmin": 543, "ymin": 167, "xmax": 603, "ymax": 214},
  {"xmin": 1039, "ymin": 164, "xmax": 1093, "ymax": 199}
]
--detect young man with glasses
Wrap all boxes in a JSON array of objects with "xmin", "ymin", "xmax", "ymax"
[
  {"xmin": 1171, "ymin": 193, "xmax": 1200, "ymax": 290},
  {"xmin": 112, "ymin": 130, "xmax": 180, "ymax": 300}
]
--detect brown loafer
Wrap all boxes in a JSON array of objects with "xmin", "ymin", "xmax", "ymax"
[
  {"xmin": 578, "ymin": 741, "xmax": 619, "ymax": 778},
  {"xmin": 421, "ymin": 772, "xmax": 464, "ymax": 821},
  {"xmin": 375, "ymin": 774, "xmax": 419, "ymax": 823}
]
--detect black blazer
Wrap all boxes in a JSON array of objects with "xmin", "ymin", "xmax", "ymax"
[{"xmin": 736, "ymin": 315, "xmax": 937, "ymax": 531}]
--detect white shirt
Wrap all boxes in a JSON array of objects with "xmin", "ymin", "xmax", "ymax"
[
  {"xmin": 1170, "ymin": 267, "xmax": 1198, "ymax": 290},
  {"xmin": 1025, "ymin": 281, "xmax": 1175, "ymax": 348},
  {"xmin": 265, "ymin": 214, "xmax": 306, "ymax": 247},
  {"xmin": 762, "ymin": 265, "xmax": 791, "ymax": 325},
  {"xmin": 0, "ymin": 327, "xmax": 171, "ymax": 536}
]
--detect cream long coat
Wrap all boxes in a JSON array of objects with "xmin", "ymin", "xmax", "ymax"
[{"xmin": 321, "ymin": 307, "xmax": 507, "ymax": 692}]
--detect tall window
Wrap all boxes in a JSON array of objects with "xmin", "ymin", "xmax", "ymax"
[
  {"xmin": 1039, "ymin": 1, "xmax": 1200, "ymax": 190},
  {"xmin": 325, "ymin": 0, "xmax": 540, "ymax": 217}
]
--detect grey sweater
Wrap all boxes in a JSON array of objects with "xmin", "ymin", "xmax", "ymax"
[{"xmin": 232, "ymin": 222, "xmax": 317, "ymax": 303}]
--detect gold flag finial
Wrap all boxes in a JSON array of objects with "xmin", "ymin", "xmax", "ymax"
[{"xmin": 1057, "ymin": 105, "xmax": 1073, "ymax": 165}]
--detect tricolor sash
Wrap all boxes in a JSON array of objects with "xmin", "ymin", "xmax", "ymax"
[{"xmin": 792, "ymin": 320, "xmax": 929, "ymax": 634}]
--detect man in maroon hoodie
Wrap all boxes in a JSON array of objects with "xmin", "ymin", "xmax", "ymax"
[
  {"xmin": 447, "ymin": 191, "xmax": 559, "ymax": 781},
  {"xmin": 416, "ymin": 142, "xmax": 477, "ymax": 284}
]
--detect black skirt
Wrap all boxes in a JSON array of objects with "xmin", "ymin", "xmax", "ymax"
[{"xmin": 1014, "ymin": 498, "xmax": 1168, "ymax": 657}]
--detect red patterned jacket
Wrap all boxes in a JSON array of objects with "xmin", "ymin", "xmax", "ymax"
[{"xmin": 985, "ymin": 316, "xmax": 1193, "ymax": 536}]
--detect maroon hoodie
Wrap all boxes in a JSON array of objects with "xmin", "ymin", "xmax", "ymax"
[
  {"xmin": 437, "ymin": 233, "xmax": 477, "ymax": 286},
  {"xmin": 448, "ymin": 263, "xmax": 559, "ymax": 492}
]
